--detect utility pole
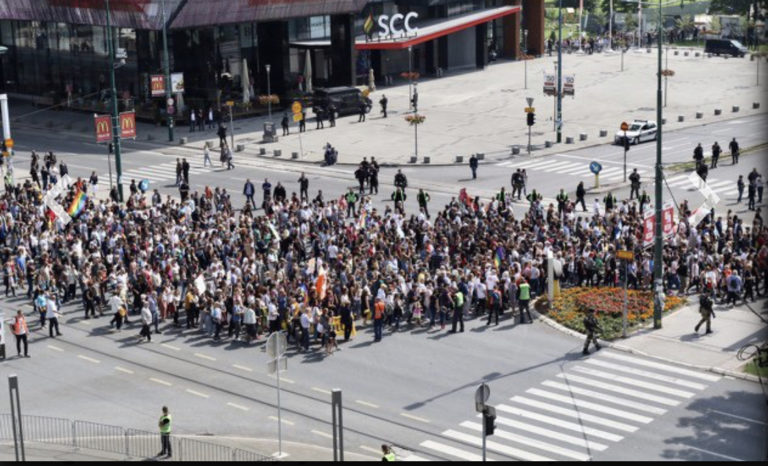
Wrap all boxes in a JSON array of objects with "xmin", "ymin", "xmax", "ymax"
[
  {"xmin": 524, "ymin": 30, "xmax": 528, "ymax": 89},
  {"xmin": 608, "ymin": 0, "xmax": 614, "ymax": 51},
  {"xmin": 556, "ymin": 0, "xmax": 563, "ymax": 143},
  {"xmin": 161, "ymin": 0, "xmax": 173, "ymax": 142},
  {"xmin": 653, "ymin": 0, "xmax": 664, "ymax": 328},
  {"xmin": 105, "ymin": 0, "xmax": 124, "ymax": 202}
]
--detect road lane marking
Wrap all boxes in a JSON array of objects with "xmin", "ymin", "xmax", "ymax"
[
  {"xmin": 400, "ymin": 412, "xmax": 430, "ymax": 423},
  {"xmin": 571, "ymin": 366, "xmax": 696, "ymax": 398},
  {"xmin": 267, "ymin": 374, "xmax": 295, "ymax": 384},
  {"xmin": 541, "ymin": 380, "xmax": 667, "ymax": 415},
  {"xmin": 584, "ymin": 359, "xmax": 708, "ymax": 390},
  {"xmin": 186, "ymin": 389, "xmax": 210, "ymax": 399},
  {"xmin": 161, "ymin": 343, "xmax": 180, "ymax": 351},
  {"xmin": 80, "ymin": 319, "xmax": 91, "ymax": 325},
  {"xmin": 194, "ymin": 352, "xmax": 216, "ymax": 361},
  {"xmin": 708, "ymin": 409, "xmax": 768, "ymax": 426},
  {"xmin": 47, "ymin": 345, "xmax": 64, "ymax": 352},
  {"xmin": 496, "ymin": 404, "xmax": 623, "ymax": 442},
  {"xmin": 443, "ymin": 429, "xmax": 553, "ymax": 461},
  {"xmin": 77, "ymin": 355, "xmax": 100, "ymax": 364},
  {"xmin": 510, "ymin": 396, "xmax": 638, "ymax": 432},
  {"xmin": 268, "ymin": 416, "xmax": 294, "ymax": 426},
  {"xmin": 355, "ymin": 400, "xmax": 380, "ymax": 409},
  {"xmin": 232, "ymin": 364, "xmax": 253, "ymax": 372},
  {"xmin": 460, "ymin": 421, "xmax": 591, "ymax": 461},
  {"xmin": 526, "ymin": 388, "xmax": 654, "ymax": 423},
  {"xmin": 677, "ymin": 443, "xmax": 747, "ymax": 462},
  {"xmin": 311, "ymin": 429, "xmax": 333, "ymax": 439},
  {"xmin": 487, "ymin": 413, "xmax": 608, "ymax": 451},
  {"xmin": 556, "ymin": 373, "xmax": 679, "ymax": 406},
  {"xmin": 420, "ymin": 440, "xmax": 489, "ymax": 461},
  {"xmin": 114, "ymin": 366, "xmax": 134, "ymax": 374},
  {"xmin": 312, "ymin": 387, "xmax": 332, "ymax": 395},
  {"xmin": 149, "ymin": 377, "xmax": 173, "ymax": 386},
  {"xmin": 226, "ymin": 402, "xmax": 250, "ymax": 411}
]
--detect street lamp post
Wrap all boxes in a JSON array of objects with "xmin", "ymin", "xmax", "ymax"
[
  {"xmin": 160, "ymin": 0, "xmax": 173, "ymax": 142},
  {"xmin": 266, "ymin": 64, "xmax": 272, "ymax": 123},
  {"xmin": 413, "ymin": 83, "xmax": 419, "ymax": 158},
  {"xmin": 524, "ymin": 30, "xmax": 528, "ymax": 90},
  {"xmin": 408, "ymin": 46, "xmax": 413, "ymax": 110},
  {"xmin": 653, "ymin": 0, "xmax": 664, "ymax": 328},
  {"xmin": 105, "ymin": 0, "xmax": 124, "ymax": 202},
  {"xmin": 664, "ymin": 46, "xmax": 669, "ymax": 107},
  {"xmin": 608, "ymin": 0, "xmax": 614, "ymax": 51},
  {"xmin": 556, "ymin": 0, "xmax": 563, "ymax": 143}
]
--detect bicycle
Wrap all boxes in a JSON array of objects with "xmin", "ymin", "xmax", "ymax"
[{"xmin": 738, "ymin": 342, "xmax": 768, "ymax": 405}]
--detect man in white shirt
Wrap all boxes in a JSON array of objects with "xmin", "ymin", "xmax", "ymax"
[
  {"xmin": 299, "ymin": 310, "xmax": 311, "ymax": 351},
  {"xmin": 140, "ymin": 299, "xmax": 153, "ymax": 342},
  {"xmin": 45, "ymin": 292, "xmax": 62, "ymax": 338}
]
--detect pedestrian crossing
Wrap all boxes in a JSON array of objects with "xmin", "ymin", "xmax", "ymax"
[
  {"xmin": 496, "ymin": 158, "xmax": 647, "ymax": 183},
  {"xmin": 663, "ymin": 173, "xmax": 739, "ymax": 198},
  {"xmin": 418, "ymin": 351, "xmax": 720, "ymax": 462},
  {"xmin": 93, "ymin": 160, "xmax": 232, "ymax": 190}
]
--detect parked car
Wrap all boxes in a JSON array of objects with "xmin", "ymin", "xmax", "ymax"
[
  {"xmin": 704, "ymin": 39, "xmax": 747, "ymax": 57},
  {"xmin": 312, "ymin": 86, "xmax": 371, "ymax": 119},
  {"xmin": 614, "ymin": 120, "xmax": 658, "ymax": 145}
]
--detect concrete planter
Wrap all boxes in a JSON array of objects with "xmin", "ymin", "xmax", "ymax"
[
  {"xmin": 753, "ymin": 102, "xmax": 760, "ymax": 109},
  {"xmin": 678, "ymin": 115, "xmax": 685, "ymax": 122},
  {"xmin": 579, "ymin": 133, "xmax": 587, "ymax": 141},
  {"xmin": 661, "ymin": 118, "xmax": 666, "ymax": 125},
  {"xmin": 565, "ymin": 136, "xmax": 574, "ymax": 144},
  {"xmin": 409, "ymin": 156, "xmax": 417, "ymax": 163},
  {"xmin": 714, "ymin": 109, "xmax": 722, "ymax": 116},
  {"xmin": 732, "ymin": 106, "xmax": 739, "ymax": 113},
  {"xmin": 694, "ymin": 52, "xmax": 700, "ymax": 57},
  {"xmin": 423, "ymin": 156, "xmax": 431, "ymax": 164},
  {"xmin": 236, "ymin": 144, "xmax": 245, "ymax": 152},
  {"xmin": 455, "ymin": 155, "xmax": 464, "ymax": 163},
  {"xmin": 291, "ymin": 152, "xmax": 299, "ymax": 159},
  {"xmin": 510, "ymin": 147, "xmax": 520, "ymax": 155},
  {"xmin": 696, "ymin": 112, "xmax": 703, "ymax": 119},
  {"xmin": 273, "ymin": 149, "xmax": 282, "ymax": 157},
  {"xmin": 476, "ymin": 153, "xmax": 485, "ymax": 160},
  {"xmin": 259, "ymin": 147, "xmax": 266, "ymax": 155},
  {"xmin": 684, "ymin": 51, "xmax": 689, "ymax": 57},
  {"xmin": 599, "ymin": 129, "xmax": 607, "ymax": 137},
  {"xmin": 545, "ymin": 141, "xmax": 553, "ymax": 148},
  {"xmin": 179, "ymin": 137, "xmax": 187, "ymax": 145},
  {"xmin": 674, "ymin": 50, "xmax": 679, "ymax": 56}
]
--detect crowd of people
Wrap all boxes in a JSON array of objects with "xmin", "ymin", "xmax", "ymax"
[{"xmin": 2, "ymin": 148, "xmax": 766, "ymax": 359}]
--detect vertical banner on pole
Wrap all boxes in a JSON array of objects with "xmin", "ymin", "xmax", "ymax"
[
  {"xmin": 94, "ymin": 114, "xmax": 112, "ymax": 143},
  {"xmin": 150, "ymin": 75, "xmax": 166, "ymax": 97},
  {"xmin": 119, "ymin": 111, "xmax": 137, "ymax": 139}
]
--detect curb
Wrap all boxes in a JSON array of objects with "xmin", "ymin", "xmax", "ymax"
[{"xmin": 530, "ymin": 303, "xmax": 761, "ymax": 384}]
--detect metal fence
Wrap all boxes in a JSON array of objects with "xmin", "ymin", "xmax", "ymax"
[{"xmin": 0, "ymin": 414, "xmax": 275, "ymax": 461}]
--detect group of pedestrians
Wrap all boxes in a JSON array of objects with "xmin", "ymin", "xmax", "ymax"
[{"xmin": 692, "ymin": 138, "xmax": 740, "ymax": 182}]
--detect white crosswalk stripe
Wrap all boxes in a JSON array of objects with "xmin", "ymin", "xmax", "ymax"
[
  {"xmin": 541, "ymin": 380, "xmax": 668, "ymax": 415},
  {"xmin": 460, "ymin": 421, "xmax": 592, "ymax": 461},
  {"xmin": 570, "ymin": 366, "xmax": 696, "ymax": 398},
  {"xmin": 542, "ymin": 161, "xmax": 581, "ymax": 172},
  {"xmin": 442, "ymin": 429, "xmax": 554, "ymax": 461},
  {"xmin": 555, "ymin": 373, "xmax": 680, "ymax": 406},
  {"xmin": 510, "ymin": 396, "xmax": 639, "ymax": 432},
  {"xmin": 598, "ymin": 352, "xmax": 721, "ymax": 382},
  {"xmin": 419, "ymin": 440, "xmax": 489, "ymax": 461},
  {"xmin": 584, "ymin": 359, "xmax": 708, "ymax": 390},
  {"xmin": 525, "ymin": 388, "xmax": 654, "ymax": 424},
  {"xmin": 495, "ymin": 403, "xmax": 624, "ymax": 442},
  {"xmin": 486, "ymin": 413, "xmax": 609, "ymax": 451}
]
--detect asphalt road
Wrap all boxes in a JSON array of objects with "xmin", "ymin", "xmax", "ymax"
[{"xmin": 1, "ymin": 112, "xmax": 767, "ymax": 461}]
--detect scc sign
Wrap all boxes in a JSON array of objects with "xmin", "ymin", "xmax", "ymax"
[{"xmin": 377, "ymin": 12, "xmax": 419, "ymax": 37}]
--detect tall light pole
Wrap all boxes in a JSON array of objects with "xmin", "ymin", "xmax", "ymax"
[
  {"xmin": 556, "ymin": 0, "xmax": 563, "ymax": 143},
  {"xmin": 408, "ymin": 46, "xmax": 413, "ymax": 110},
  {"xmin": 160, "ymin": 0, "xmax": 173, "ymax": 142},
  {"xmin": 524, "ymin": 30, "xmax": 529, "ymax": 90},
  {"xmin": 608, "ymin": 0, "xmax": 614, "ymax": 51},
  {"xmin": 653, "ymin": 0, "xmax": 664, "ymax": 328},
  {"xmin": 266, "ymin": 64, "xmax": 272, "ymax": 122},
  {"xmin": 105, "ymin": 0, "xmax": 124, "ymax": 202}
]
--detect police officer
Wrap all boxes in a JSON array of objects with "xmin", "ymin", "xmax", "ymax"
[
  {"xmin": 394, "ymin": 169, "xmax": 408, "ymax": 192},
  {"xmin": 576, "ymin": 181, "xmax": 587, "ymax": 211},
  {"xmin": 469, "ymin": 154, "xmax": 479, "ymax": 179},
  {"xmin": 280, "ymin": 112, "xmax": 289, "ymax": 136},
  {"xmin": 298, "ymin": 172, "xmax": 309, "ymax": 202},
  {"xmin": 391, "ymin": 187, "xmax": 406, "ymax": 215},
  {"xmin": 449, "ymin": 287, "xmax": 464, "ymax": 333},
  {"xmin": 158, "ymin": 406, "xmax": 172, "ymax": 458},
  {"xmin": 328, "ymin": 105, "xmax": 336, "ymax": 127},
  {"xmin": 345, "ymin": 188, "xmax": 359, "ymax": 217},
  {"xmin": 694, "ymin": 292, "xmax": 714, "ymax": 334},
  {"xmin": 639, "ymin": 189, "xmax": 651, "ymax": 214},
  {"xmin": 710, "ymin": 141, "xmax": 721, "ymax": 168},
  {"xmin": 417, "ymin": 188, "xmax": 431, "ymax": 219},
  {"xmin": 379, "ymin": 94, "xmax": 388, "ymax": 118},
  {"xmin": 603, "ymin": 192, "xmax": 617, "ymax": 212},
  {"xmin": 692, "ymin": 142, "xmax": 704, "ymax": 169},
  {"xmin": 582, "ymin": 309, "xmax": 602, "ymax": 355},
  {"xmin": 358, "ymin": 99, "xmax": 367, "ymax": 122},
  {"xmin": 12, "ymin": 309, "xmax": 30, "ymax": 358},
  {"xmin": 629, "ymin": 168, "xmax": 641, "ymax": 199},
  {"xmin": 517, "ymin": 279, "xmax": 532, "ymax": 324},
  {"xmin": 381, "ymin": 444, "xmax": 395, "ymax": 461},
  {"xmin": 729, "ymin": 137, "xmax": 739, "ymax": 164},
  {"xmin": 556, "ymin": 189, "xmax": 569, "ymax": 216}
]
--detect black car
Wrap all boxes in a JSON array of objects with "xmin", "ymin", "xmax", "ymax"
[
  {"xmin": 312, "ymin": 86, "xmax": 371, "ymax": 119},
  {"xmin": 704, "ymin": 39, "xmax": 747, "ymax": 57}
]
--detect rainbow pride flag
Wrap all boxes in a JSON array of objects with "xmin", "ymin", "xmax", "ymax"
[
  {"xmin": 493, "ymin": 246, "xmax": 505, "ymax": 269},
  {"xmin": 67, "ymin": 190, "xmax": 87, "ymax": 217}
]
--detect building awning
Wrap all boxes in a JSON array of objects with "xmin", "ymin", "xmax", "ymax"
[
  {"xmin": 356, "ymin": 5, "xmax": 520, "ymax": 51},
  {"xmin": 0, "ymin": 0, "xmax": 184, "ymax": 30},
  {"xmin": 171, "ymin": 0, "xmax": 367, "ymax": 29}
]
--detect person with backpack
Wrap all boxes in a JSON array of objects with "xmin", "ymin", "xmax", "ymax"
[
  {"xmin": 694, "ymin": 292, "xmax": 714, "ymax": 334},
  {"xmin": 417, "ymin": 189, "xmax": 431, "ymax": 219}
]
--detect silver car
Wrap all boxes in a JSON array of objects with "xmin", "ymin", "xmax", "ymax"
[{"xmin": 615, "ymin": 120, "xmax": 658, "ymax": 145}]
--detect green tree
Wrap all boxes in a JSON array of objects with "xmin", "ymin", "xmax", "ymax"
[
  {"xmin": 675, "ymin": 14, "xmax": 695, "ymax": 37},
  {"xmin": 709, "ymin": 16, "xmax": 721, "ymax": 34},
  {"xmin": 709, "ymin": 0, "xmax": 755, "ymax": 17},
  {"xmin": 624, "ymin": 13, "xmax": 637, "ymax": 32},
  {"xmin": 601, "ymin": 0, "xmax": 634, "ymax": 14}
]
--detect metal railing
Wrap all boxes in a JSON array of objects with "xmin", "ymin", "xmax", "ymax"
[{"xmin": 0, "ymin": 414, "xmax": 275, "ymax": 461}]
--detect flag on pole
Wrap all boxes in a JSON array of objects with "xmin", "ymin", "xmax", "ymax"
[
  {"xmin": 363, "ymin": 12, "xmax": 375, "ymax": 37},
  {"xmin": 493, "ymin": 246, "xmax": 505, "ymax": 269},
  {"xmin": 66, "ymin": 190, "xmax": 87, "ymax": 218},
  {"xmin": 356, "ymin": 209, "xmax": 367, "ymax": 230}
]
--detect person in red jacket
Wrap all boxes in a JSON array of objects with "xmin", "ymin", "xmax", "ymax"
[{"xmin": 12, "ymin": 310, "xmax": 30, "ymax": 357}]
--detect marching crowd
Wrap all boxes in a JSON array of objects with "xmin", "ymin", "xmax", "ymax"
[{"xmin": 2, "ymin": 149, "xmax": 767, "ymax": 359}]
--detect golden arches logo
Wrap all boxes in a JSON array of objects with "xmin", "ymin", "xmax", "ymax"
[
  {"xmin": 121, "ymin": 116, "xmax": 135, "ymax": 129},
  {"xmin": 96, "ymin": 120, "xmax": 110, "ymax": 133}
]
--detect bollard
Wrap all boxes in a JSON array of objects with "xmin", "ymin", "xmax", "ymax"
[
  {"xmin": 236, "ymin": 144, "xmax": 245, "ymax": 152},
  {"xmin": 714, "ymin": 108, "xmax": 722, "ymax": 116},
  {"xmin": 455, "ymin": 155, "xmax": 464, "ymax": 163},
  {"xmin": 599, "ymin": 129, "xmax": 607, "ymax": 137},
  {"xmin": 259, "ymin": 147, "xmax": 266, "ymax": 155},
  {"xmin": 423, "ymin": 156, "xmax": 431, "ymax": 164},
  {"xmin": 409, "ymin": 156, "xmax": 417, "ymax": 163},
  {"xmin": 511, "ymin": 147, "xmax": 520, "ymax": 155},
  {"xmin": 476, "ymin": 153, "xmax": 485, "ymax": 160},
  {"xmin": 291, "ymin": 152, "xmax": 299, "ymax": 159},
  {"xmin": 565, "ymin": 136, "xmax": 574, "ymax": 144},
  {"xmin": 274, "ymin": 149, "xmax": 282, "ymax": 157},
  {"xmin": 684, "ymin": 51, "xmax": 689, "ymax": 57},
  {"xmin": 753, "ymin": 102, "xmax": 760, "ymax": 109},
  {"xmin": 678, "ymin": 115, "xmax": 685, "ymax": 122},
  {"xmin": 179, "ymin": 137, "xmax": 187, "ymax": 145},
  {"xmin": 694, "ymin": 52, "xmax": 700, "ymax": 57},
  {"xmin": 646, "ymin": 48, "xmax": 651, "ymax": 53},
  {"xmin": 579, "ymin": 133, "xmax": 587, "ymax": 141},
  {"xmin": 545, "ymin": 140, "xmax": 553, "ymax": 148},
  {"xmin": 674, "ymin": 50, "xmax": 679, "ymax": 56},
  {"xmin": 732, "ymin": 105, "xmax": 739, "ymax": 113},
  {"xmin": 661, "ymin": 118, "xmax": 667, "ymax": 125},
  {"xmin": 696, "ymin": 112, "xmax": 703, "ymax": 119}
]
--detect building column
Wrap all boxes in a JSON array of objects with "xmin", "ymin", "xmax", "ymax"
[
  {"xmin": 475, "ymin": 22, "xmax": 488, "ymax": 70},
  {"xmin": 257, "ymin": 21, "xmax": 289, "ymax": 96},
  {"xmin": 523, "ymin": 0, "xmax": 545, "ymax": 57},
  {"xmin": 502, "ymin": 0, "xmax": 522, "ymax": 60},
  {"xmin": 330, "ymin": 14, "xmax": 356, "ymax": 86}
]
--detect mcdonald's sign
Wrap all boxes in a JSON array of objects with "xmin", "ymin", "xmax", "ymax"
[
  {"xmin": 150, "ymin": 74, "xmax": 165, "ymax": 97},
  {"xmin": 119, "ymin": 111, "xmax": 137, "ymax": 139},
  {"xmin": 94, "ymin": 114, "xmax": 112, "ymax": 143}
]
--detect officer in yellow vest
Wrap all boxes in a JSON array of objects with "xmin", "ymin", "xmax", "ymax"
[
  {"xmin": 517, "ymin": 279, "xmax": 532, "ymax": 324},
  {"xmin": 158, "ymin": 406, "xmax": 172, "ymax": 458},
  {"xmin": 382, "ymin": 444, "xmax": 396, "ymax": 461}
]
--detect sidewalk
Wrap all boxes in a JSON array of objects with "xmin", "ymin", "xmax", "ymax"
[{"xmin": 6, "ymin": 48, "xmax": 767, "ymax": 167}]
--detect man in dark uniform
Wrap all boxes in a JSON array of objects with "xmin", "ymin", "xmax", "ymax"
[
  {"xmin": 417, "ymin": 188, "xmax": 431, "ymax": 219},
  {"xmin": 629, "ymin": 168, "xmax": 641, "ymax": 199},
  {"xmin": 729, "ymin": 137, "xmax": 739, "ymax": 164},
  {"xmin": 358, "ymin": 99, "xmax": 367, "ymax": 122},
  {"xmin": 391, "ymin": 187, "xmax": 406, "ymax": 215},
  {"xmin": 394, "ymin": 169, "xmax": 407, "ymax": 193},
  {"xmin": 639, "ymin": 190, "xmax": 651, "ymax": 214},
  {"xmin": 369, "ymin": 157, "xmax": 380, "ymax": 194},
  {"xmin": 181, "ymin": 158, "xmax": 190, "ymax": 184},
  {"xmin": 261, "ymin": 178, "xmax": 272, "ymax": 209},
  {"xmin": 217, "ymin": 124, "xmax": 227, "ymax": 147},
  {"xmin": 710, "ymin": 141, "xmax": 721, "ymax": 168},
  {"xmin": 178, "ymin": 180, "xmax": 190, "ymax": 202},
  {"xmin": 694, "ymin": 293, "xmax": 714, "ymax": 334},
  {"xmin": 582, "ymin": 309, "xmax": 602, "ymax": 355},
  {"xmin": 575, "ymin": 181, "xmax": 587, "ymax": 211},
  {"xmin": 299, "ymin": 111, "xmax": 306, "ymax": 132},
  {"xmin": 355, "ymin": 165, "xmax": 367, "ymax": 194},
  {"xmin": 379, "ymin": 94, "xmax": 388, "ymax": 118},
  {"xmin": 693, "ymin": 142, "xmax": 704, "ymax": 169},
  {"xmin": 298, "ymin": 172, "xmax": 309, "ymax": 202},
  {"xmin": 556, "ymin": 189, "xmax": 569, "ymax": 216},
  {"xmin": 328, "ymin": 104, "xmax": 336, "ymax": 127},
  {"xmin": 469, "ymin": 154, "xmax": 478, "ymax": 179},
  {"xmin": 603, "ymin": 192, "xmax": 617, "ymax": 212},
  {"xmin": 281, "ymin": 112, "xmax": 289, "ymax": 136}
]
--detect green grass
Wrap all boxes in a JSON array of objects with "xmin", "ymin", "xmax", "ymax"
[{"xmin": 744, "ymin": 359, "xmax": 768, "ymax": 378}]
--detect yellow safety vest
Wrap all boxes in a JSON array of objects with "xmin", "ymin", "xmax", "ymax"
[
  {"xmin": 519, "ymin": 283, "xmax": 531, "ymax": 301},
  {"xmin": 383, "ymin": 452, "xmax": 396, "ymax": 461},
  {"xmin": 159, "ymin": 414, "xmax": 172, "ymax": 434}
]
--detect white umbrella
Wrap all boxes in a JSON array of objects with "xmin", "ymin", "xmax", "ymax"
[
  {"xmin": 242, "ymin": 57, "xmax": 251, "ymax": 103},
  {"xmin": 304, "ymin": 49, "xmax": 313, "ymax": 94}
]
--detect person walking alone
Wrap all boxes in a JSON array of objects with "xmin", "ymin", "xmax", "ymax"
[
  {"xmin": 379, "ymin": 94, "xmax": 388, "ymax": 118},
  {"xmin": 694, "ymin": 292, "xmax": 714, "ymax": 334},
  {"xmin": 281, "ymin": 112, "xmax": 290, "ymax": 136},
  {"xmin": 582, "ymin": 309, "xmax": 602, "ymax": 355},
  {"xmin": 12, "ymin": 310, "xmax": 30, "ymax": 358},
  {"xmin": 729, "ymin": 137, "xmax": 739, "ymax": 164},
  {"xmin": 576, "ymin": 181, "xmax": 587, "ymax": 211},
  {"xmin": 203, "ymin": 145, "xmax": 213, "ymax": 168},
  {"xmin": 157, "ymin": 406, "xmax": 172, "ymax": 458},
  {"xmin": 737, "ymin": 175, "xmax": 745, "ymax": 203},
  {"xmin": 358, "ymin": 99, "xmax": 367, "ymax": 122},
  {"xmin": 298, "ymin": 172, "xmax": 309, "ymax": 202},
  {"xmin": 243, "ymin": 179, "xmax": 256, "ymax": 209},
  {"xmin": 710, "ymin": 141, "xmax": 721, "ymax": 168},
  {"xmin": 45, "ymin": 291, "xmax": 62, "ymax": 338},
  {"xmin": 469, "ymin": 154, "xmax": 478, "ymax": 180}
]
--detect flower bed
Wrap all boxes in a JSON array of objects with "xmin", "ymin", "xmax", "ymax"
[{"xmin": 539, "ymin": 287, "xmax": 686, "ymax": 340}]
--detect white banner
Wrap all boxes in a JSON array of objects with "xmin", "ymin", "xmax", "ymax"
[
  {"xmin": 688, "ymin": 201, "xmax": 711, "ymax": 226},
  {"xmin": 194, "ymin": 274, "xmax": 206, "ymax": 294}
]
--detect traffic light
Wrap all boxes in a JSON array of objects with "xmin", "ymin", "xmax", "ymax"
[
  {"xmin": 411, "ymin": 91, "xmax": 418, "ymax": 112},
  {"xmin": 483, "ymin": 406, "xmax": 496, "ymax": 437},
  {"xmin": 623, "ymin": 137, "xmax": 630, "ymax": 152},
  {"xmin": 527, "ymin": 112, "xmax": 535, "ymax": 127}
]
